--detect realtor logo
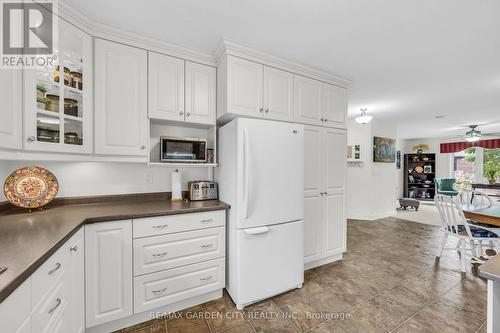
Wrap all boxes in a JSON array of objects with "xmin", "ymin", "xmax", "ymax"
[{"xmin": 1, "ymin": 0, "xmax": 57, "ymax": 68}]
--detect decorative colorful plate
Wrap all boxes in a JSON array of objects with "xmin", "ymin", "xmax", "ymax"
[
  {"xmin": 414, "ymin": 166, "xmax": 424, "ymax": 173},
  {"xmin": 3, "ymin": 166, "xmax": 59, "ymax": 210}
]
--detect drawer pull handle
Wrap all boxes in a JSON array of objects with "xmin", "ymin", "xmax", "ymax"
[
  {"xmin": 152, "ymin": 224, "xmax": 169, "ymax": 230},
  {"xmin": 48, "ymin": 298, "xmax": 61, "ymax": 314},
  {"xmin": 200, "ymin": 218, "xmax": 213, "ymax": 224},
  {"xmin": 200, "ymin": 243, "xmax": 213, "ymax": 248},
  {"xmin": 70, "ymin": 245, "xmax": 78, "ymax": 252},
  {"xmin": 200, "ymin": 276, "xmax": 213, "ymax": 281},
  {"xmin": 152, "ymin": 251, "xmax": 168, "ymax": 257},
  {"xmin": 48, "ymin": 263, "xmax": 61, "ymax": 275},
  {"xmin": 152, "ymin": 288, "xmax": 167, "ymax": 295}
]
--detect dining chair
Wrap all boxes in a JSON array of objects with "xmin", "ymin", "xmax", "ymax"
[
  {"xmin": 457, "ymin": 191, "xmax": 497, "ymax": 254},
  {"xmin": 435, "ymin": 194, "xmax": 500, "ymax": 272}
]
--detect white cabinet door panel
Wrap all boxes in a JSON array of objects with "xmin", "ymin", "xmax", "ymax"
[
  {"xmin": 85, "ymin": 220, "xmax": 133, "ymax": 327},
  {"xmin": 227, "ymin": 56, "xmax": 263, "ymax": 117},
  {"xmin": 95, "ymin": 39, "xmax": 148, "ymax": 156},
  {"xmin": 293, "ymin": 75, "xmax": 322, "ymax": 126},
  {"xmin": 304, "ymin": 126, "xmax": 323, "ymax": 196},
  {"xmin": 323, "ymin": 84, "xmax": 347, "ymax": 128},
  {"xmin": 185, "ymin": 62, "xmax": 216, "ymax": 125},
  {"xmin": 0, "ymin": 69, "xmax": 22, "ymax": 150},
  {"xmin": 148, "ymin": 52, "xmax": 185, "ymax": 121},
  {"xmin": 324, "ymin": 129, "xmax": 346, "ymax": 194},
  {"xmin": 304, "ymin": 195, "xmax": 323, "ymax": 264},
  {"xmin": 68, "ymin": 229, "xmax": 85, "ymax": 333},
  {"xmin": 263, "ymin": 66, "xmax": 293, "ymax": 121},
  {"xmin": 324, "ymin": 194, "xmax": 346, "ymax": 256}
]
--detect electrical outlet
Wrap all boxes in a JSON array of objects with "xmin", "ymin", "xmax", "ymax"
[{"xmin": 144, "ymin": 173, "xmax": 153, "ymax": 184}]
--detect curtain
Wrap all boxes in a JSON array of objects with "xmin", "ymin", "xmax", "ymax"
[{"xmin": 440, "ymin": 138, "xmax": 500, "ymax": 153}]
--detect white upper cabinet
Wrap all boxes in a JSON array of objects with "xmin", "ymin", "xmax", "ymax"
[
  {"xmin": 219, "ymin": 56, "xmax": 295, "ymax": 122},
  {"xmin": 148, "ymin": 52, "xmax": 185, "ymax": 121},
  {"xmin": 185, "ymin": 62, "xmax": 216, "ymax": 125},
  {"xmin": 294, "ymin": 75, "xmax": 347, "ymax": 128},
  {"xmin": 323, "ymin": 84, "xmax": 347, "ymax": 128},
  {"xmin": 263, "ymin": 66, "xmax": 293, "ymax": 121},
  {"xmin": 0, "ymin": 69, "xmax": 22, "ymax": 150},
  {"xmin": 227, "ymin": 56, "xmax": 263, "ymax": 117},
  {"xmin": 24, "ymin": 21, "xmax": 93, "ymax": 154},
  {"xmin": 293, "ymin": 75, "xmax": 322, "ymax": 126},
  {"xmin": 94, "ymin": 39, "xmax": 148, "ymax": 156}
]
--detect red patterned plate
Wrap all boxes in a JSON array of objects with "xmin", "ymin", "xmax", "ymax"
[{"xmin": 3, "ymin": 166, "xmax": 59, "ymax": 209}]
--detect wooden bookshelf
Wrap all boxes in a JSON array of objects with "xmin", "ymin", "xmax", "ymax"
[{"xmin": 403, "ymin": 153, "xmax": 436, "ymax": 200}]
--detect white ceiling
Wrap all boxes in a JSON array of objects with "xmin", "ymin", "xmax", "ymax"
[{"xmin": 64, "ymin": 0, "xmax": 500, "ymax": 139}]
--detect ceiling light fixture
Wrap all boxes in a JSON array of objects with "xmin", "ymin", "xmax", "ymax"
[
  {"xmin": 355, "ymin": 108, "xmax": 373, "ymax": 124},
  {"xmin": 464, "ymin": 125, "xmax": 482, "ymax": 142}
]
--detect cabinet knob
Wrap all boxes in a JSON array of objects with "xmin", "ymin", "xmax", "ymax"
[
  {"xmin": 186, "ymin": 112, "xmax": 191, "ymax": 117},
  {"xmin": 320, "ymin": 118, "xmax": 324, "ymax": 122},
  {"xmin": 70, "ymin": 245, "xmax": 78, "ymax": 252},
  {"xmin": 259, "ymin": 108, "xmax": 264, "ymax": 113},
  {"xmin": 179, "ymin": 111, "xmax": 184, "ymax": 116},
  {"xmin": 265, "ymin": 109, "xmax": 269, "ymax": 113},
  {"xmin": 140, "ymin": 145, "xmax": 146, "ymax": 150},
  {"xmin": 324, "ymin": 118, "xmax": 328, "ymax": 122},
  {"xmin": 27, "ymin": 136, "xmax": 36, "ymax": 142}
]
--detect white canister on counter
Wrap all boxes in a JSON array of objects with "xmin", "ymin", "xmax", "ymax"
[{"xmin": 171, "ymin": 169, "xmax": 182, "ymax": 201}]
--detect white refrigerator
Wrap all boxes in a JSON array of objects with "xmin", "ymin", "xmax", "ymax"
[{"xmin": 216, "ymin": 118, "xmax": 304, "ymax": 310}]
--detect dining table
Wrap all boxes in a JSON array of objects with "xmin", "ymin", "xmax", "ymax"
[
  {"xmin": 462, "ymin": 206, "xmax": 500, "ymax": 227},
  {"xmin": 464, "ymin": 205, "xmax": 500, "ymax": 333}
]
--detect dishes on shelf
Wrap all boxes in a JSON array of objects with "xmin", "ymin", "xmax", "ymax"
[
  {"xmin": 414, "ymin": 166, "xmax": 424, "ymax": 173},
  {"xmin": 45, "ymin": 94, "xmax": 59, "ymax": 112},
  {"xmin": 3, "ymin": 167, "xmax": 59, "ymax": 211}
]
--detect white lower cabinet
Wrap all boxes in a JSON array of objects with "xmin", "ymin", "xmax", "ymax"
[
  {"xmin": 84, "ymin": 210, "xmax": 226, "ymax": 330},
  {"xmin": 85, "ymin": 220, "xmax": 133, "ymax": 328},
  {"xmin": 303, "ymin": 125, "xmax": 346, "ymax": 268},
  {"xmin": 0, "ymin": 228, "xmax": 84, "ymax": 333},
  {"xmin": 134, "ymin": 258, "xmax": 225, "ymax": 313}
]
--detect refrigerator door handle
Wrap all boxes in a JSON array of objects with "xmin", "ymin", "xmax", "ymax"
[
  {"xmin": 243, "ymin": 128, "xmax": 250, "ymax": 218},
  {"xmin": 244, "ymin": 226, "xmax": 270, "ymax": 235}
]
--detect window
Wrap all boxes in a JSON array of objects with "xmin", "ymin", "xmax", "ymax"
[{"xmin": 453, "ymin": 147, "xmax": 476, "ymax": 180}]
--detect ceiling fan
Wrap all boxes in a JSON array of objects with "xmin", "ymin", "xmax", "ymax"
[{"xmin": 461, "ymin": 125, "xmax": 499, "ymax": 142}]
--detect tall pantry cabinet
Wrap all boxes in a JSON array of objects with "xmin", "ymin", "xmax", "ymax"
[{"xmin": 303, "ymin": 126, "xmax": 346, "ymax": 268}]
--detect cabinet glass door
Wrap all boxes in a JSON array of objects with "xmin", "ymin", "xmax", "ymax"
[{"xmin": 25, "ymin": 21, "xmax": 92, "ymax": 153}]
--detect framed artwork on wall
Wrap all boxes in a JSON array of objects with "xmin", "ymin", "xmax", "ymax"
[
  {"xmin": 373, "ymin": 136, "xmax": 396, "ymax": 163},
  {"xmin": 347, "ymin": 144, "xmax": 362, "ymax": 161}
]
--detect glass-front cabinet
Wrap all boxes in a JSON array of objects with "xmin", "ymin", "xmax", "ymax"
[{"xmin": 24, "ymin": 21, "xmax": 93, "ymax": 153}]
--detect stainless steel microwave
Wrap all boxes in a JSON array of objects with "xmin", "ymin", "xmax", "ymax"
[{"xmin": 160, "ymin": 136, "xmax": 207, "ymax": 163}]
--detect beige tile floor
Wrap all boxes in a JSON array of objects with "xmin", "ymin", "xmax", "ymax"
[{"xmin": 116, "ymin": 217, "xmax": 487, "ymax": 333}]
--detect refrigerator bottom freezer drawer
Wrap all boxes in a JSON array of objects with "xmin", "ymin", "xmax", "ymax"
[{"xmin": 235, "ymin": 220, "xmax": 304, "ymax": 306}]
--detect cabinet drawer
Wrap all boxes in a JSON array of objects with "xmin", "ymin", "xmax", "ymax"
[
  {"xmin": 134, "ymin": 258, "xmax": 225, "ymax": 313},
  {"xmin": 32, "ymin": 243, "xmax": 69, "ymax": 309},
  {"xmin": 133, "ymin": 210, "xmax": 225, "ymax": 238},
  {"xmin": 32, "ymin": 277, "xmax": 68, "ymax": 333},
  {"xmin": 134, "ymin": 227, "xmax": 225, "ymax": 275},
  {"xmin": 0, "ymin": 278, "xmax": 31, "ymax": 333}
]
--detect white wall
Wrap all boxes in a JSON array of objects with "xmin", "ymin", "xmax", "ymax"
[
  {"xmin": 346, "ymin": 119, "xmax": 398, "ymax": 220},
  {"xmin": 1, "ymin": 161, "xmax": 209, "ymax": 198},
  {"xmin": 397, "ymin": 138, "xmax": 452, "ymax": 198}
]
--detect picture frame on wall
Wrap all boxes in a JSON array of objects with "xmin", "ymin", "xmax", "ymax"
[
  {"xmin": 347, "ymin": 144, "xmax": 362, "ymax": 161},
  {"xmin": 373, "ymin": 137, "xmax": 396, "ymax": 163}
]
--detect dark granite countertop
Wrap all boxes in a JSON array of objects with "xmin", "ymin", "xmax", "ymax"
[
  {"xmin": 479, "ymin": 254, "xmax": 500, "ymax": 282},
  {"xmin": 0, "ymin": 199, "xmax": 229, "ymax": 303}
]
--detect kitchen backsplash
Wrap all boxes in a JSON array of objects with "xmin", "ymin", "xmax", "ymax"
[{"xmin": 1, "ymin": 161, "xmax": 208, "ymax": 198}]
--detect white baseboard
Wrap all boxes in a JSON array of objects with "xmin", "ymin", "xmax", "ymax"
[
  {"xmin": 347, "ymin": 210, "xmax": 397, "ymax": 221},
  {"xmin": 85, "ymin": 289, "xmax": 223, "ymax": 333},
  {"xmin": 304, "ymin": 253, "xmax": 343, "ymax": 270}
]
